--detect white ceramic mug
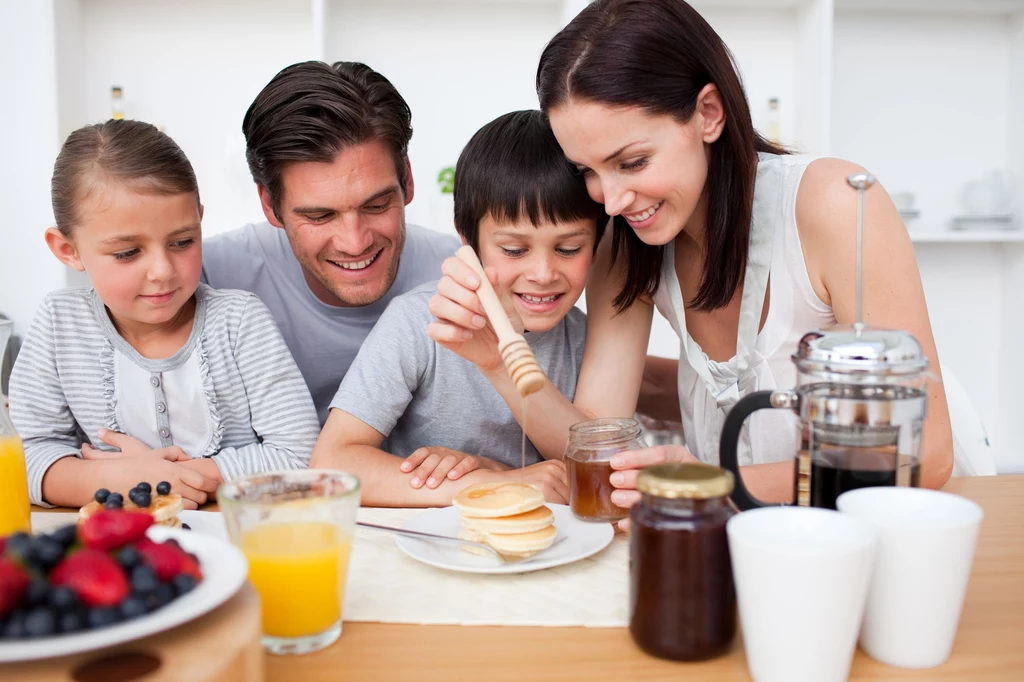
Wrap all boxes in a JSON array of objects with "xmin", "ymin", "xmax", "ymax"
[
  {"xmin": 837, "ymin": 487, "xmax": 983, "ymax": 668},
  {"xmin": 727, "ymin": 507, "xmax": 876, "ymax": 682}
]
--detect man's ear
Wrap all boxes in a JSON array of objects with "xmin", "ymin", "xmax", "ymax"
[
  {"xmin": 258, "ymin": 185, "xmax": 285, "ymax": 228},
  {"xmin": 45, "ymin": 227, "xmax": 85, "ymax": 271},
  {"xmin": 403, "ymin": 157, "xmax": 415, "ymax": 206}
]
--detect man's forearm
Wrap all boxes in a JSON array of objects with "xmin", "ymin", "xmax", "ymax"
[{"xmin": 636, "ymin": 355, "xmax": 681, "ymax": 422}]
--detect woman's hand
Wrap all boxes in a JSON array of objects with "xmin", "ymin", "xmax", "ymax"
[
  {"xmin": 609, "ymin": 444, "xmax": 699, "ymax": 531},
  {"xmin": 426, "ymin": 256, "xmax": 523, "ymax": 372},
  {"xmin": 400, "ymin": 446, "xmax": 508, "ymax": 488}
]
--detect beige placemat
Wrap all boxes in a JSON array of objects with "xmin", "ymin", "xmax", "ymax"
[{"xmin": 31, "ymin": 509, "xmax": 629, "ymax": 628}]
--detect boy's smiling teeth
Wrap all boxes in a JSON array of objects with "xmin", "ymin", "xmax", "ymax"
[
  {"xmin": 332, "ymin": 250, "xmax": 379, "ymax": 270},
  {"xmin": 624, "ymin": 201, "xmax": 662, "ymax": 222},
  {"xmin": 519, "ymin": 293, "xmax": 560, "ymax": 303}
]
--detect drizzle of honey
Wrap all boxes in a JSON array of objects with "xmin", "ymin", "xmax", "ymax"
[
  {"xmin": 468, "ymin": 489, "xmax": 495, "ymax": 499},
  {"xmin": 521, "ymin": 397, "xmax": 528, "ymax": 477}
]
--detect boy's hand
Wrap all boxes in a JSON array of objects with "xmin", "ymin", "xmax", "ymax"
[
  {"xmin": 486, "ymin": 460, "xmax": 569, "ymax": 505},
  {"xmin": 401, "ymin": 446, "xmax": 508, "ymax": 488},
  {"xmin": 427, "ymin": 256, "xmax": 523, "ymax": 372}
]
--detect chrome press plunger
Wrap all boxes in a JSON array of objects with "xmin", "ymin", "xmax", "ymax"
[{"xmin": 846, "ymin": 173, "xmax": 876, "ymax": 335}]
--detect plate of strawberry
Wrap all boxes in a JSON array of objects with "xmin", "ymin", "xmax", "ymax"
[{"xmin": 0, "ymin": 508, "xmax": 248, "ymax": 662}]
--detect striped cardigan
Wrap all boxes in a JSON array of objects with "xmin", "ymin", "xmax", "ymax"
[{"xmin": 9, "ymin": 284, "xmax": 320, "ymax": 506}]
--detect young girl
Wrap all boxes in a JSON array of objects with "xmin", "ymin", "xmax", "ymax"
[{"xmin": 9, "ymin": 119, "xmax": 320, "ymax": 509}]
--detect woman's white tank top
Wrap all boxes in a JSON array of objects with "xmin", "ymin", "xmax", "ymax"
[{"xmin": 651, "ymin": 153, "xmax": 836, "ymax": 465}]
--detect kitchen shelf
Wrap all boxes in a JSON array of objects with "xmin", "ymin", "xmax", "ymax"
[{"xmin": 909, "ymin": 230, "xmax": 1024, "ymax": 243}]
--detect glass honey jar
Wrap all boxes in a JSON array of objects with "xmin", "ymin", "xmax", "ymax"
[{"xmin": 629, "ymin": 463, "xmax": 736, "ymax": 661}]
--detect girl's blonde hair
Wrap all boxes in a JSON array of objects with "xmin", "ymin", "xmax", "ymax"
[{"xmin": 51, "ymin": 119, "xmax": 199, "ymax": 236}]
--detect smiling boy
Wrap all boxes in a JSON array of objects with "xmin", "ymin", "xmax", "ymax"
[{"xmin": 309, "ymin": 110, "xmax": 605, "ymax": 506}]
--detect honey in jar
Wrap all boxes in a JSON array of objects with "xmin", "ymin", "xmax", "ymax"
[
  {"xmin": 629, "ymin": 463, "xmax": 736, "ymax": 661},
  {"xmin": 564, "ymin": 418, "xmax": 644, "ymax": 522}
]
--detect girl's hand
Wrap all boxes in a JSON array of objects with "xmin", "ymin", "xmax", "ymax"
[
  {"xmin": 609, "ymin": 444, "xmax": 699, "ymax": 532},
  {"xmin": 400, "ymin": 446, "xmax": 508, "ymax": 488},
  {"xmin": 426, "ymin": 256, "xmax": 523, "ymax": 372},
  {"xmin": 81, "ymin": 430, "xmax": 219, "ymax": 509},
  {"xmin": 82, "ymin": 429, "xmax": 191, "ymax": 462}
]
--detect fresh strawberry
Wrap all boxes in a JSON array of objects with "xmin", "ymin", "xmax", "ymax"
[
  {"xmin": 0, "ymin": 556, "xmax": 31, "ymax": 617},
  {"xmin": 50, "ymin": 549, "xmax": 129, "ymax": 607},
  {"xmin": 80, "ymin": 510, "xmax": 153, "ymax": 551},
  {"xmin": 135, "ymin": 539, "xmax": 202, "ymax": 582}
]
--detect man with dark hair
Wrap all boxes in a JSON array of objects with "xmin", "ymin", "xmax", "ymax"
[{"xmin": 203, "ymin": 61, "xmax": 459, "ymax": 424}]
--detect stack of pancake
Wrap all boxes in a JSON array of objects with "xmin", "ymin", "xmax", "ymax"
[
  {"xmin": 79, "ymin": 490, "xmax": 185, "ymax": 528},
  {"xmin": 452, "ymin": 482, "xmax": 557, "ymax": 559}
]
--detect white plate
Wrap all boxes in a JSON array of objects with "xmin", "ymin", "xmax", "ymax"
[
  {"xmin": 0, "ymin": 525, "xmax": 249, "ymax": 663},
  {"xmin": 179, "ymin": 510, "xmax": 228, "ymax": 540},
  {"xmin": 395, "ymin": 504, "xmax": 614, "ymax": 574}
]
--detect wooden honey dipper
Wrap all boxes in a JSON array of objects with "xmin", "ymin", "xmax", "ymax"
[{"xmin": 455, "ymin": 245, "xmax": 546, "ymax": 397}]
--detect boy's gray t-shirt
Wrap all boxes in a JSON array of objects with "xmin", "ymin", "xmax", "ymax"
[
  {"xmin": 330, "ymin": 283, "xmax": 586, "ymax": 468},
  {"xmin": 202, "ymin": 222, "xmax": 460, "ymax": 425}
]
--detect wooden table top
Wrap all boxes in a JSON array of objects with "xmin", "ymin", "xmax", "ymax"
[
  {"xmin": 28, "ymin": 475, "xmax": 1024, "ymax": 681},
  {"xmin": 268, "ymin": 475, "xmax": 1024, "ymax": 682}
]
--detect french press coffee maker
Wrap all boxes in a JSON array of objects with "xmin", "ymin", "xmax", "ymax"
[{"xmin": 719, "ymin": 174, "xmax": 929, "ymax": 511}]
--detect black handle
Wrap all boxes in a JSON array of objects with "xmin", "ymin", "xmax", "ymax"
[{"xmin": 719, "ymin": 390, "xmax": 778, "ymax": 511}]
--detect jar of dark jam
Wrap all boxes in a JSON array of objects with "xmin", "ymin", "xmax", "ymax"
[{"xmin": 629, "ymin": 462, "xmax": 737, "ymax": 661}]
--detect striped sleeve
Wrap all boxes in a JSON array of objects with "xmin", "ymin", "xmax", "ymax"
[
  {"xmin": 208, "ymin": 295, "xmax": 320, "ymax": 481},
  {"xmin": 8, "ymin": 299, "xmax": 83, "ymax": 507}
]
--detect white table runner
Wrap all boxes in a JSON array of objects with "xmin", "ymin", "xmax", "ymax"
[{"xmin": 32, "ymin": 509, "xmax": 629, "ymax": 628}]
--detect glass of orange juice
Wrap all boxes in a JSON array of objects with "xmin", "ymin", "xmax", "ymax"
[{"xmin": 219, "ymin": 470, "xmax": 360, "ymax": 655}]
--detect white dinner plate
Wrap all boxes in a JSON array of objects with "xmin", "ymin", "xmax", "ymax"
[
  {"xmin": 0, "ymin": 525, "xmax": 249, "ymax": 662},
  {"xmin": 179, "ymin": 509, "xmax": 228, "ymax": 540},
  {"xmin": 394, "ymin": 504, "xmax": 615, "ymax": 574}
]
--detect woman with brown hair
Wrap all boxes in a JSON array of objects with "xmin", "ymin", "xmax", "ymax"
[{"xmin": 428, "ymin": 0, "xmax": 952, "ymax": 525}]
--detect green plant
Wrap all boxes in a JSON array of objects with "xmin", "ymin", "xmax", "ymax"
[{"xmin": 437, "ymin": 166, "xmax": 455, "ymax": 194}]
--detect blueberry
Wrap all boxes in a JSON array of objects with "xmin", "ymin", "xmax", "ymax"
[
  {"xmin": 49, "ymin": 524, "xmax": 78, "ymax": 549},
  {"xmin": 181, "ymin": 523, "xmax": 191, "ymax": 531},
  {"xmin": 127, "ymin": 489, "xmax": 140, "ymax": 505},
  {"xmin": 25, "ymin": 579, "xmax": 51, "ymax": 606},
  {"xmin": 23, "ymin": 608, "xmax": 57, "ymax": 637},
  {"xmin": 59, "ymin": 611, "xmax": 85, "ymax": 633},
  {"xmin": 152, "ymin": 584, "xmax": 174, "ymax": 608},
  {"xmin": 117, "ymin": 546, "xmax": 142, "ymax": 571},
  {"xmin": 135, "ymin": 493, "xmax": 151, "ymax": 509},
  {"xmin": 130, "ymin": 565, "xmax": 159, "ymax": 594},
  {"xmin": 107, "ymin": 492, "xmax": 123, "ymax": 504},
  {"xmin": 94, "ymin": 488, "xmax": 110, "ymax": 504},
  {"xmin": 3, "ymin": 613, "xmax": 27, "ymax": 639},
  {"xmin": 4, "ymin": 532, "xmax": 32, "ymax": 561},
  {"xmin": 49, "ymin": 586, "xmax": 79, "ymax": 611},
  {"xmin": 86, "ymin": 607, "xmax": 120, "ymax": 630},
  {"xmin": 136, "ymin": 482, "xmax": 152, "ymax": 493},
  {"xmin": 32, "ymin": 536, "xmax": 65, "ymax": 570},
  {"xmin": 171, "ymin": 574, "xmax": 196, "ymax": 596},
  {"xmin": 156, "ymin": 481, "xmax": 171, "ymax": 496},
  {"xmin": 104, "ymin": 499, "xmax": 123, "ymax": 510},
  {"xmin": 119, "ymin": 596, "xmax": 147, "ymax": 620}
]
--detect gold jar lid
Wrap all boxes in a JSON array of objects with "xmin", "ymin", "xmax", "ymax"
[{"xmin": 637, "ymin": 463, "xmax": 734, "ymax": 500}]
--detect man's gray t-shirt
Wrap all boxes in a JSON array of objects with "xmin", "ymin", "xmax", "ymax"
[
  {"xmin": 202, "ymin": 222, "xmax": 460, "ymax": 425},
  {"xmin": 330, "ymin": 283, "xmax": 586, "ymax": 468}
]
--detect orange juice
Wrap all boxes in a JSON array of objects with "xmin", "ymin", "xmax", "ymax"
[
  {"xmin": 0, "ymin": 436, "xmax": 31, "ymax": 536},
  {"xmin": 242, "ymin": 522, "xmax": 352, "ymax": 638}
]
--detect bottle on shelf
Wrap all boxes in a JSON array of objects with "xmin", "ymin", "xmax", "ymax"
[
  {"xmin": 111, "ymin": 86, "xmax": 124, "ymax": 120},
  {"xmin": 766, "ymin": 97, "xmax": 780, "ymax": 144}
]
